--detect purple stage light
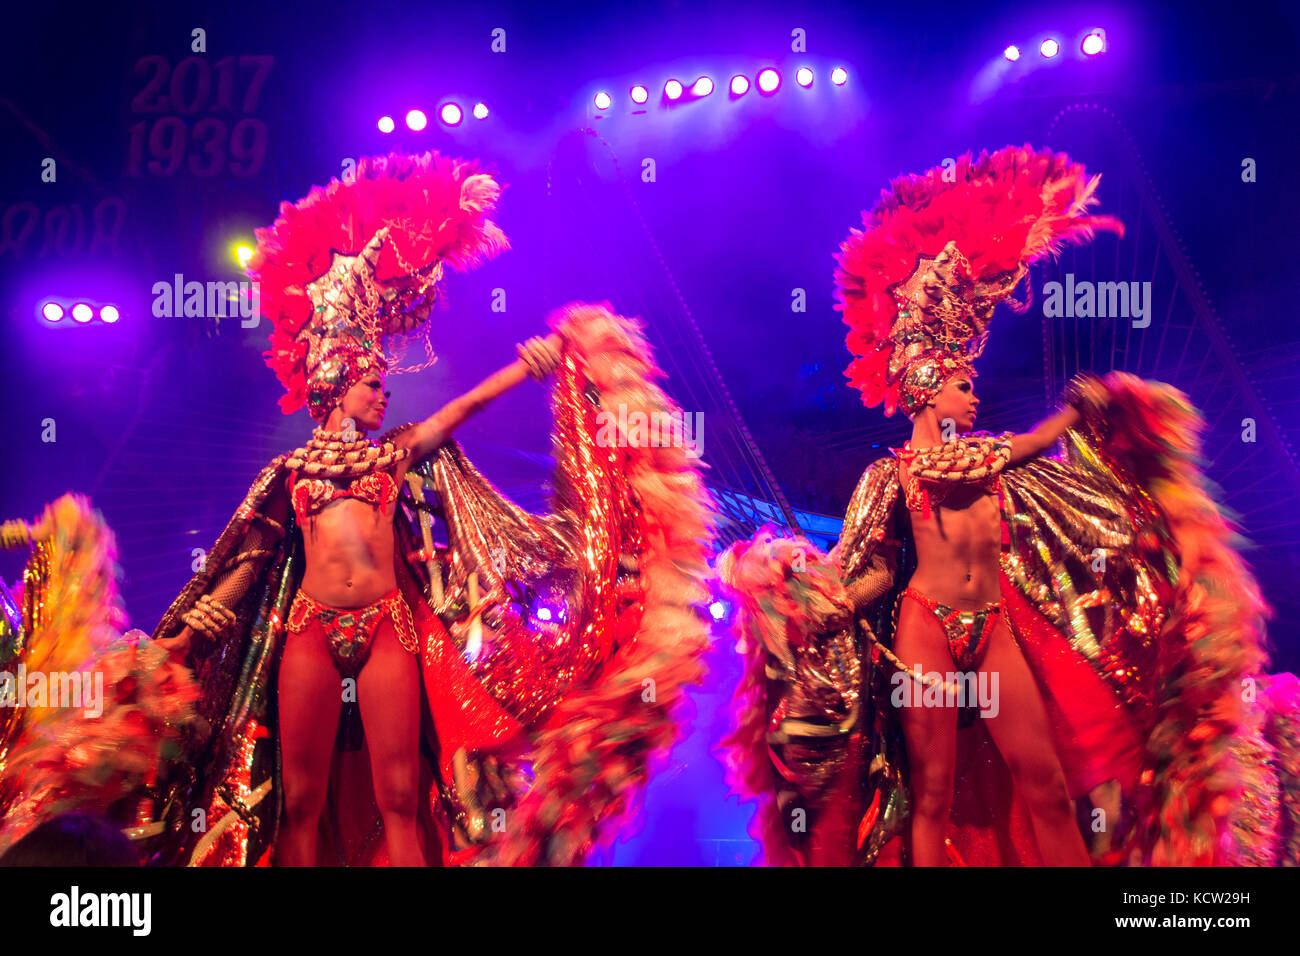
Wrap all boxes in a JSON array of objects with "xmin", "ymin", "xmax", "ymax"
[
  {"xmin": 377, "ymin": 115, "xmax": 395, "ymax": 133},
  {"xmin": 594, "ymin": 91, "xmax": 612, "ymax": 110},
  {"xmin": 472, "ymin": 102, "xmax": 489, "ymax": 119},
  {"xmin": 708, "ymin": 600, "xmax": 727, "ymax": 621},
  {"xmin": 1082, "ymin": 31, "xmax": 1105, "ymax": 55},
  {"xmin": 830, "ymin": 66, "xmax": 848, "ymax": 85},
  {"xmin": 1040, "ymin": 38, "xmax": 1060, "ymax": 58},
  {"xmin": 439, "ymin": 103, "xmax": 462, "ymax": 126},
  {"xmin": 630, "ymin": 85, "xmax": 649, "ymax": 104},
  {"xmin": 730, "ymin": 74, "xmax": 749, "ymax": 96},
  {"xmin": 100, "ymin": 305, "xmax": 120, "ymax": 324},
  {"xmin": 41, "ymin": 302, "xmax": 64, "ymax": 322},
  {"xmin": 1004, "ymin": 45, "xmax": 1021, "ymax": 61},
  {"xmin": 796, "ymin": 67, "xmax": 813, "ymax": 87},
  {"xmin": 71, "ymin": 303, "xmax": 93, "ymax": 323},
  {"xmin": 757, "ymin": 68, "xmax": 781, "ymax": 93},
  {"xmin": 406, "ymin": 109, "xmax": 428, "ymax": 131},
  {"xmin": 665, "ymin": 79, "xmax": 683, "ymax": 100},
  {"xmin": 692, "ymin": 76, "xmax": 713, "ymax": 96}
]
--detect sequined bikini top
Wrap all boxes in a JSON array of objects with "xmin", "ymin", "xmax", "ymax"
[
  {"xmin": 892, "ymin": 434, "xmax": 1013, "ymax": 516},
  {"xmin": 289, "ymin": 469, "xmax": 400, "ymax": 520}
]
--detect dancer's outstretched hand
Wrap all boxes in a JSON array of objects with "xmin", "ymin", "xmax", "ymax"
[{"xmin": 516, "ymin": 334, "xmax": 563, "ymax": 381}]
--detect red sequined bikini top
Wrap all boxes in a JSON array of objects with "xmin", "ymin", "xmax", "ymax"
[{"xmin": 289, "ymin": 469, "xmax": 400, "ymax": 520}]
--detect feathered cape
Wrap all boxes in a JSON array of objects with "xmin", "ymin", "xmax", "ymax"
[
  {"xmin": 1, "ymin": 302, "xmax": 716, "ymax": 866},
  {"xmin": 720, "ymin": 373, "xmax": 1300, "ymax": 866}
]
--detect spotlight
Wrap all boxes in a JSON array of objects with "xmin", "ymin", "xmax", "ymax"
[
  {"xmin": 377, "ymin": 115, "xmax": 395, "ymax": 133},
  {"xmin": 757, "ymin": 68, "xmax": 781, "ymax": 94},
  {"xmin": 41, "ymin": 302, "xmax": 64, "ymax": 322},
  {"xmin": 1081, "ymin": 31, "xmax": 1105, "ymax": 55},
  {"xmin": 406, "ymin": 109, "xmax": 428, "ymax": 131},
  {"xmin": 472, "ymin": 102, "xmax": 489, "ymax": 119},
  {"xmin": 100, "ymin": 305, "xmax": 120, "ymax": 324},
  {"xmin": 692, "ymin": 76, "xmax": 713, "ymax": 96},
  {"xmin": 796, "ymin": 67, "xmax": 813, "ymax": 87},
  {"xmin": 71, "ymin": 303, "xmax": 93, "ymax": 323},
  {"xmin": 730, "ymin": 74, "xmax": 750, "ymax": 95},
  {"xmin": 594, "ymin": 91, "xmax": 612, "ymax": 110},
  {"xmin": 708, "ymin": 600, "xmax": 728, "ymax": 622},
  {"xmin": 234, "ymin": 243, "xmax": 255, "ymax": 268},
  {"xmin": 630, "ymin": 85, "xmax": 649, "ymax": 104},
  {"xmin": 665, "ymin": 79, "xmax": 683, "ymax": 100},
  {"xmin": 529, "ymin": 597, "xmax": 567, "ymax": 625},
  {"xmin": 1040, "ymin": 38, "xmax": 1059, "ymax": 58},
  {"xmin": 830, "ymin": 67, "xmax": 848, "ymax": 85},
  {"xmin": 439, "ymin": 103, "xmax": 462, "ymax": 125},
  {"xmin": 1004, "ymin": 45, "xmax": 1020, "ymax": 61}
]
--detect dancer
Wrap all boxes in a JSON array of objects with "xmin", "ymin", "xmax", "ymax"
[
  {"xmin": 721, "ymin": 145, "xmax": 1300, "ymax": 866},
  {"xmin": 2, "ymin": 152, "xmax": 716, "ymax": 866}
]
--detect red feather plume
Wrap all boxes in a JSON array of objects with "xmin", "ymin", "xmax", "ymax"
[{"xmin": 834, "ymin": 144, "xmax": 1125, "ymax": 410}]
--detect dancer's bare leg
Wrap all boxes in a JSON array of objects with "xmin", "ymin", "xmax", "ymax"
[
  {"xmin": 979, "ymin": 617, "xmax": 1090, "ymax": 866},
  {"xmin": 276, "ymin": 620, "xmax": 344, "ymax": 866},
  {"xmin": 892, "ymin": 596, "xmax": 959, "ymax": 866},
  {"xmin": 357, "ymin": 619, "xmax": 426, "ymax": 866}
]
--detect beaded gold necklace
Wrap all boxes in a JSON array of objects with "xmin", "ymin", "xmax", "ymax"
[{"xmin": 285, "ymin": 427, "xmax": 410, "ymax": 479}]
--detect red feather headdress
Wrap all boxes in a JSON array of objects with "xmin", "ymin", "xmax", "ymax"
[
  {"xmin": 247, "ymin": 151, "xmax": 509, "ymax": 420},
  {"xmin": 834, "ymin": 144, "xmax": 1124, "ymax": 417}
]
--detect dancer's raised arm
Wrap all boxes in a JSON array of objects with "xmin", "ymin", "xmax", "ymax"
[{"xmin": 398, "ymin": 333, "xmax": 562, "ymax": 462}]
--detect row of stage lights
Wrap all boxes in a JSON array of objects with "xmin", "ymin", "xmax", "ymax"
[
  {"xmin": 1005, "ymin": 30, "xmax": 1106, "ymax": 60},
  {"xmin": 594, "ymin": 65, "xmax": 849, "ymax": 109},
  {"xmin": 377, "ymin": 102, "xmax": 490, "ymax": 133},
  {"xmin": 41, "ymin": 301, "xmax": 120, "ymax": 324}
]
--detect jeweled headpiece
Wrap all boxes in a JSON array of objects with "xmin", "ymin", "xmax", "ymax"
[
  {"xmin": 248, "ymin": 151, "xmax": 509, "ymax": 422},
  {"xmin": 834, "ymin": 144, "xmax": 1125, "ymax": 417}
]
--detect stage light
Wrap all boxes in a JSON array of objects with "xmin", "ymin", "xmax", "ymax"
[
  {"xmin": 439, "ymin": 103, "xmax": 462, "ymax": 126},
  {"xmin": 71, "ymin": 303, "xmax": 93, "ymax": 323},
  {"xmin": 730, "ymin": 74, "xmax": 749, "ymax": 95},
  {"xmin": 665, "ymin": 79, "xmax": 683, "ymax": 100},
  {"xmin": 708, "ymin": 600, "xmax": 727, "ymax": 622},
  {"xmin": 1004, "ymin": 45, "xmax": 1020, "ymax": 61},
  {"xmin": 594, "ymin": 91, "xmax": 612, "ymax": 110},
  {"xmin": 41, "ymin": 302, "xmax": 64, "ymax": 322},
  {"xmin": 692, "ymin": 76, "xmax": 713, "ymax": 96},
  {"xmin": 234, "ymin": 243, "xmax": 254, "ymax": 268},
  {"xmin": 406, "ymin": 109, "xmax": 428, "ymax": 131},
  {"xmin": 529, "ymin": 596, "xmax": 567, "ymax": 625},
  {"xmin": 472, "ymin": 102, "xmax": 489, "ymax": 119},
  {"xmin": 796, "ymin": 67, "xmax": 813, "ymax": 87},
  {"xmin": 1040, "ymin": 38, "xmax": 1059, "ymax": 58},
  {"xmin": 1082, "ymin": 31, "xmax": 1105, "ymax": 55},
  {"xmin": 630, "ymin": 85, "xmax": 649, "ymax": 104},
  {"xmin": 100, "ymin": 305, "xmax": 120, "ymax": 323},
  {"xmin": 830, "ymin": 67, "xmax": 848, "ymax": 85},
  {"xmin": 377, "ymin": 115, "xmax": 395, "ymax": 133},
  {"xmin": 757, "ymin": 68, "xmax": 781, "ymax": 93}
]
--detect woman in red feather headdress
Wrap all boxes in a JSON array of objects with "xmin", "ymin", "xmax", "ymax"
[
  {"xmin": 720, "ymin": 145, "xmax": 1300, "ymax": 867},
  {"xmin": 0, "ymin": 151, "xmax": 717, "ymax": 867}
]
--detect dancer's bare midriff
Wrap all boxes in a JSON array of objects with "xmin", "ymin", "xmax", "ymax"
[
  {"xmin": 898, "ymin": 459, "xmax": 1003, "ymax": 611},
  {"xmin": 294, "ymin": 468, "xmax": 405, "ymax": 608}
]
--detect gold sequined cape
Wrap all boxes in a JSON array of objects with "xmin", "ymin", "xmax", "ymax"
[
  {"xmin": 148, "ymin": 302, "xmax": 715, "ymax": 866},
  {"xmin": 729, "ymin": 374, "xmax": 1295, "ymax": 866}
]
